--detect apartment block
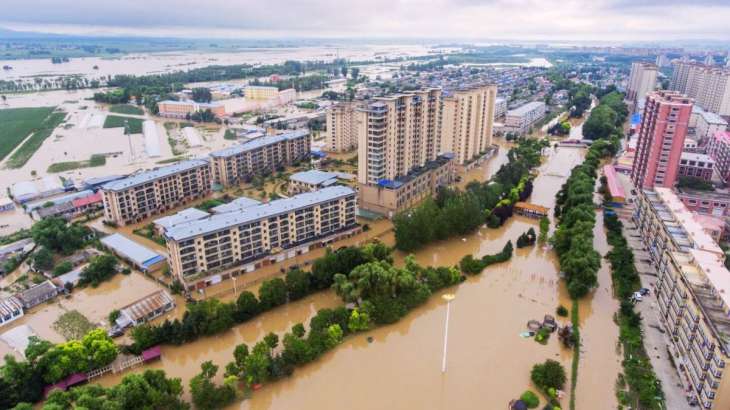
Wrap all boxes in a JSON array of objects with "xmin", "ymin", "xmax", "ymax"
[
  {"xmin": 633, "ymin": 188, "xmax": 730, "ymax": 409},
  {"xmin": 325, "ymin": 102, "xmax": 359, "ymax": 152},
  {"xmin": 494, "ymin": 97, "xmax": 507, "ymax": 118},
  {"xmin": 245, "ymin": 86, "xmax": 280, "ymax": 100},
  {"xmin": 504, "ymin": 101, "xmax": 546, "ymax": 134},
  {"xmin": 209, "ymin": 130, "xmax": 310, "ymax": 187},
  {"xmin": 157, "ymin": 100, "xmax": 225, "ymax": 119},
  {"xmin": 440, "ymin": 84, "xmax": 497, "ymax": 165},
  {"xmin": 356, "ymin": 88, "xmax": 443, "ymax": 185},
  {"xmin": 627, "ymin": 61, "xmax": 658, "ymax": 108},
  {"xmin": 164, "ymin": 186, "xmax": 358, "ymax": 286},
  {"xmin": 631, "ymin": 91, "xmax": 693, "ymax": 189},
  {"xmin": 101, "ymin": 159, "xmax": 212, "ymax": 226},
  {"xmin": 678, "ymin": 152, "xmax": 714, "ymax": 181},
  {"xmin": 707, "ymin": 131, "xmax": 730, "ymax": 183},
  {"xmin": 670, "ymin": 62, "xmax": 730, "ymax": 116},
  {"xmin": 691, "ymin": 107, "xmax": 728, "ymax": 144}
]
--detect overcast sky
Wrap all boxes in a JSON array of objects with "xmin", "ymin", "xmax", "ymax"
[{"xmin": 2, "ymin": 0, "xmax": 730, "ymax": 42}]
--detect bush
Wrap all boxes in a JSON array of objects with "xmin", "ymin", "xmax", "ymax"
[
  {"xmin": 52, "ymin": 261, "xmax": 73, "ymax": 277},
  {"xmin": 556, "ymin": 305, "xmax": 568, "ymax": 317},
  {"xmin": 521, "ymin": 390, "xmax": 540, "ymax": 408},
  {"xmin": 531, "ymin": 359, "xmax": 567, "ymax": 391}
]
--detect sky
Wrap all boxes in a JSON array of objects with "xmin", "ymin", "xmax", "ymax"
[{"xmin": 1, "ymin": 0, "xmax": 730, "ymax": 42}]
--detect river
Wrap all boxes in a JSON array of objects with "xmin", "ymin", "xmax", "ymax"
[{"xmin": 92, "ymin": 137, "xmax": 622, "ymax": 409}]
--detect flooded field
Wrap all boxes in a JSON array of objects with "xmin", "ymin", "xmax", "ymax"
[{"xmin": 87, "ymin": 138, "xmax": 621, "ymax": 409}]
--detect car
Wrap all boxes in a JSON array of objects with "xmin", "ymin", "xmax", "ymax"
[
  {"xmin": 631, "ymin": 292, "xmax": 643, "ymax": 302},
  {"xmin": 639, "ymin": 287, "xmax": 650, "ymax": 296}
]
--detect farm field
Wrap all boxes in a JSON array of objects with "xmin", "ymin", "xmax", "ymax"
[
  {"xmin": 108, "ymin": 104, "xmax": 144, "ymax": 116},
  {"xmin": 103, "ymin": 115, "xmax": 143, "ymax": 133},
  {"xmin": 0, "ymin": 106, "xmax": 56, "ymax": 162},
  {"xmin": 6, "ymin": 110, "xmax": 67, "ymax": 168}
]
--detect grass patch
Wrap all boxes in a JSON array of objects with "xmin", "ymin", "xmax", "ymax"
[
  {"xmin": 109, "ymin": 104, "xmax": 144, "ymax": 116},
  {"xmin": 7, "ymin": 111, "xmax": 66, "ymax": 168},
  {"xmin": 196, "ymin": 198, "xmax": 225, "ymax": 211},
  {"xmin": 156, "ymin": 156, "xmax": 189, "ymax": 164},
  {"xmin": 103, "ymin": 115, "xmax": 143, "ymax": 134},
  {"xmin": 47, "ymin": 154, "xmax": 106, "ymax": 173},
  {"xmin": 570, "ymin": 299, "xmax": 580, "ymax": 410},
  {"xmin": 132, "ymin": 223, "xmax": 166, "ymax": 246},
  {"xmin": 224, "ymin": 129, "xmax": 238, "ymax": 140},
  {"xmin": 0, "ymin": 106, "xmax": 56, "ymax": 161},
  {"xmin": 53, "ymin": 310, "xmax": 95, "ymax": 341}
]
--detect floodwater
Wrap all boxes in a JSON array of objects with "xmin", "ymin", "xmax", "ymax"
[{"xmin": 89, "ymin": 138, "xmax": 622, "ymax": 409}]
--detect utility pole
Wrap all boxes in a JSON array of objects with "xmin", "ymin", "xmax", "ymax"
[{"xmin": 441, "ymin": 293, "xmax": 456, "ymax": 373}]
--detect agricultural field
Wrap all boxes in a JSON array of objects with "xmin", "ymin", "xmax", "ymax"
[
  {"xmin": 103, "ymin": 115, "xmax": 143, "ymax": 133},
  {"xmin": 108, "ymin": 104, "xmax": 144, "ymax": 116},
  {"xmin": 0, "ymin": 106, "xmax": 56, "ymax": 162},
  {"xmin": 6, "ymin": 111, "xmax": 67, "ymax": 169},
  {"xmin": 47, "ymin": 154, "xmax": 107, "ymax": 173}
]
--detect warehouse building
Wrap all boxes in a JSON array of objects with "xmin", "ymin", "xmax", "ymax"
[{"xmin": 100, "ymin": 233, "xmax": 166, "ymax": 273}]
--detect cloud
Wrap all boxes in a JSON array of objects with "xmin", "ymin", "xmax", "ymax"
[{"xmin": 1, "ymin": 0, "xmax": 730, "ymax": 41}]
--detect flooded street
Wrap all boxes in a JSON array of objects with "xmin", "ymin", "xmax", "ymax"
[{"xmin": 88, "ymin": 139, "xmax": 622, "ymax": 409}]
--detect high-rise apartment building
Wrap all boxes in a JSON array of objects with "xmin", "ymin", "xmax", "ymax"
[
  {"xmin": 631, "ymin": 91, "xmax": 693, "ymax": 189},
  {"xmin": 164, "ymin": 186, "xmax": 358, "ymax": 286},
  {"xmin": 101, "ymin": 159, "xmax": 212, "ymax": 226},
  {"xmin": 707, "ymin": 131, "xmax": 730, "ymax": 183},
  {"xmin": 626, "ymin": 61, "xmax": 658, "ymax": 108},
  {"xmin": 356, "ymin": 88, "xmax": 443, "ymax": 185},
  {"xmin": 440, "ymin": 84, "xmax": 497, "ymax": 165},
  {"xmin": 325, "ymin": 102, "xmax": 359, "ymax": 152},
  {"xmin": 633, "ymin": 188, "xmax": 730, "ymax": 410},
  {"xmin": 209, "ymin": 130, "xmax": 310, "ymax": 187},
  {"xmin": 670, "ymin": 62, "xmax": 730, "ymax": 116}
]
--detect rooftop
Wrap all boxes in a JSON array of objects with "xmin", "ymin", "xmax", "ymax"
[
  {"xmin": 209, "ymin": 129, "xmax": 309, "ymax": 158},
  {"xmin": 118, "ymin": 290, "xmax": 175, "ymax": 324},
  {"xmin": 653, "ymin": 188, "xmax": 722, "ymax": 254},
  {"xmin": 289, "ymin": 170, "xmax": 340, "ymax": 185},
  {"xmin": 100, "ymin": 233, "xmax": 165, "ymax": 269},
  {"xmin": 602, "ymin": 165, "xmax": 626, "ymax": 199},
  {"xmin": 101, "ymin": 159, "xmax": 209, "ymax": 192},
  {"xmin": 153, "ymin": 208, "xmax": 210, "ymax": 231},
  {"xmin": 507, "ymin": 101, "xmax": 545, "ymax": 117},
  {"xmin": 210, "ymin": 197, "xmax": 261, "ymax": 214},
  {"xmin": 165, "ymin": 185, "xmax": 356, "ymax": 241},
  {"xmin": 680, "ymin": 151, "xmax": 714, "ymax": 163}
]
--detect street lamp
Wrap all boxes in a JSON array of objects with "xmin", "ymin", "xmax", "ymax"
[
  {"xmin": 232, "ymin": 276, "xmax": 237, "ymax": 296},
  {"xmin": 441, "ymin": 293, "xmax": 456, "ymax": 373}
]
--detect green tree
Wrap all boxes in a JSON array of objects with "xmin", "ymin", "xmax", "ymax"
[
  {"xmin": 531, "ymin": 359, "xmax": 567, "ymax": 391},
  {"xmin": 285, "ymin": 268, "xmax": 312, "ymax": 300},
  {"xmin": 189, "ymin": 361, "xmax": 235, "ymax": 410},
  {"xmin": 258, "ymin": 278, "xmax": 288, "ymax": 310},
  {"xmin": 31, "ymin": 217, "xmax": 88, "ymax": 255},
  {"xmin": 191, "ymin": 87, "xmax": 212, "ymax": 103},
  {"xmin": 234, "ymin": 290, "xmax": 260, "ymax": 321},
  {"xmin": 31, "ymin": 247, "xmax": 53, "ymax": 271},
  {"xmin": 79, "ymin": 254, "xmax": 118, "ymax": 286}
]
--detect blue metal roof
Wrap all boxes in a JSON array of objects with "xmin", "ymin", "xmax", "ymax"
[
  {"xmin": 100, "ymin": 233, "xmax": 165, "ymax": 269},
  {"xmin": 377, "ymin": 179, "xmax": 404, "ymax": 189}
]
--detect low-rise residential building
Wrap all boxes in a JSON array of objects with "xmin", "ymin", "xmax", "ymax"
[
  {"xmin": 707, "ymin": 131, "xmax": 730, "ymax": 183},
  {"xmin": 288, "ymin": 170, "xmax": 352, "ymax": 195},
  {"xmin": 209, "ymin": 130, "xmax": 310, "ymax": 187},
  {"xmin": 0, "ymin": 297, "xmax": 23, "ymax": 327},
  {"xmin": 245, "ymin": 86, "xmax": 279, "ymax": 101},
  {"xmin": 359, "ymin": 154, "xmax": 455, "ymax": 218},
  {"xmin": 164, "ymin": 186, "xmax": 358, "ymax": 287},
  {"xmin": 504, "ymin": 101, "xmax": 546, "ymax": 134},
  {"xmin": 679, "ymin": 152, "xmax": 714, "ymax": 181},
  {"xmin": 101, "ymin": 159, "xmax": 211, "ymax": 226},
  {"xmin": 0, "ymin": 238, "xmax": 34, "ymax": 275},
  {"xmin": 633, "ymin": 188, "xmax": 730, "ymax": 409},
  {"xmin": 16, "ymin": 280, "xmax": 58, "ymax": 309},
  {"xmin": 693, "ymin": 107, "xmax": 728, "ymax": 144},
  {"xmin": 677, "ymin": 189, "xmax": 730, "ymax": 218},
  {"xmin": 100, "ymin": 233, "xmax": 166, "ymax": 273},
  {"xmin": 114, "ymin": 290, "xmax": 175, "ymax": 328},
  {"xmin": 33, "ymin": 191, "xmax": 103, "ymax": 220},
  {"xmin": 157, "ymin": 100, "xmax": 226, "ymax": 119}
]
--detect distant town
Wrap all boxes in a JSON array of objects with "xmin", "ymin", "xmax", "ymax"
[{"xmin": 2, "ymin": 36, "xmax": 730, "ymax": 410}]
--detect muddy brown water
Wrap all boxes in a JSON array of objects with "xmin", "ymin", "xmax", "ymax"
[{"xmin": 90, "ymin": 141, "xmax": 621, "ymax": 409}]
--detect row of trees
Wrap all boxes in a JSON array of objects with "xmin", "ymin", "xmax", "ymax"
[
  {"xmin": 603, "ymin": 214, "xmax": 665, "ymax": 408},
  {"xmin": 582, "ymin": 91, "xmax": 628, "ymax": 140},
  {"xmin": 554, "ymin": 92, "xmax": 623, "ymax": 298},
  {"xmin": 129, "ymin": 242, "xmax": 392, "ymax": 352},
  {"xmin": 0, "ymin": 329, "xmax": 118, "ymax": 408},
  {"xmin": 394, "ymin": 138, "xmax": 548, "ymax": 251}
]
